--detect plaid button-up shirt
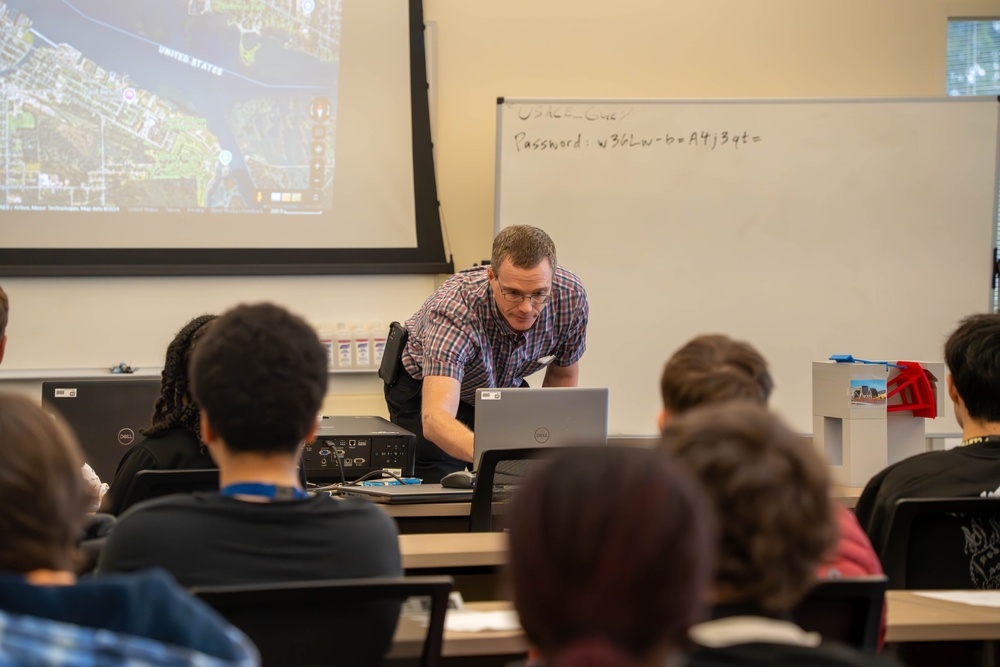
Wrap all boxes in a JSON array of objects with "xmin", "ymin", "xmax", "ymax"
[
  {"xmin": 0, "ymin": 610, "xmax": 257, "ymax": 667},
  {"xmin": 402, "ymin": 265, "xmax": 588, "ymax": 405}
]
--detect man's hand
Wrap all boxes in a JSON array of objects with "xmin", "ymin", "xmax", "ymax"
[{"xmin": 421, "ymin": 375, "xmax": 475, "ymax": 462}]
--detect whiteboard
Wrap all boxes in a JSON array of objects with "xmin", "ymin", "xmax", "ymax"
[{"xmin": 495, "ymin": 97, "xmax": 1000, "ymax": 435}]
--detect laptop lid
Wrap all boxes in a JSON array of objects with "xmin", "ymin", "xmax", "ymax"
[
  {"xmin": 41, "ymin": 378, "xmax": 161, "ymax": 483},
  {"xmin": 472, "ymin": 387, "xmax": 609, "ymax": 470},
  {"xmin": 336, "ymin": 484, "xmax": 473, "ymax": 504}
]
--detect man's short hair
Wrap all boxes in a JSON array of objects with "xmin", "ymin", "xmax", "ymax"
[
  {"xmin": 660, "ymin": 334, "xmax": 773, "ymax": 414},
  {"xmin": 190, "ymin": 303, "xmax": 328, "ymax": 454},
  {"xmin": 659, "ymin": 402, "xmax": 836, "ymax": 611},
  {"xmin": 0, "ymin": 285, "xmax": 8, "ymax": 338},
  {"xmin": 0, "ymin": 394, "xmax": 93, "ymax": 573},
  {"xmin": 491, "ymin": 225, "xmax": 557, "ymax": 271},
  {"xmin": 945, "ymin": 313, "xmax": 1000, "ymax": 423}
]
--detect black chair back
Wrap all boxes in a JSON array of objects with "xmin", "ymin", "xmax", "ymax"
[
  {"xmin": 118, "ymin": 469, "xmax": 219, "ymax": 514},
  {"xmin": 881, "ymin": 497, "xmax": 1000, "ymax": 590},
  {"xmin": 192, "ymin": 575, "xmax": 454, "ymax": 667},
  {"xmin": 470, "ymin": 446, "xmax": 600, "ymax": 532},
  {"xmin": 792, "ymin": 576, "xmax": 887, "ymax": 653}
]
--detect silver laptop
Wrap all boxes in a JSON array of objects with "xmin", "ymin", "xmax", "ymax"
[
  {"xmin": 473, "ymin": 387, "xmax": 609, "ymax": 470},
  {"xmin": 336, "ymin": 484, "xmax": 473, "ymax": 504}
]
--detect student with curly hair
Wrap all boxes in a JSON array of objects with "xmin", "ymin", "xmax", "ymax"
[
  {"xmin": 661, "ymin": 404, "xmax": 898, "ymax": 667},
  {"xmin": 0, "ymin": 284, "xmax": 8, "ymax": 364},
  {"xmin": 101, "ymin": 314, "xmax": 217, "ymax": 515},
  {"xmin": 98, "ymin": 303, "xmax": 401, "ymax": 591},
  {"xmin": 659, "ymin": 334, "xmax": 882, "ymax": 583}
]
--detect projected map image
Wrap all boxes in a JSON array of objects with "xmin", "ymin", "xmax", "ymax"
[{"xmin": 0, "ymin": 0, "xmax": 341, "ymax": 215}]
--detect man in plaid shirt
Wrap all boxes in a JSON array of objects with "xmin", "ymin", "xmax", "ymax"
[{"xmin": 385, "ymin": 226, "xmax": 589, "ymax": 482}]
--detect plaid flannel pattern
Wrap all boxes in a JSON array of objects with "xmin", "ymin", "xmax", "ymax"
[
  {"xmin": 402, "ymin": 265, "xmax": 588, "ymax": 405},
  {"xmin": 0, "ymin": 610, "xmax": 258, "ymax": 667}
]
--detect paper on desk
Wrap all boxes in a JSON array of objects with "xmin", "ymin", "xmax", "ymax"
[
  {"xmin": 914, "ymin": 591, "xmax": 1000, "ymax": 608},
  {"xmin": 445, "ymin": 609, "xmax": 521, "ymax": 632}
]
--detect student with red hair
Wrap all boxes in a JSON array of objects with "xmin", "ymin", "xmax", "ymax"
[{"xmin": 506, "ymin": 447, "xmax": 715, "ymax": 667}]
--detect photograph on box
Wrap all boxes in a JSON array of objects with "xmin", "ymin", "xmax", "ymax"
[{"xmin": 850, "ymin": 379, "xmax": 887, "ymax": 407}]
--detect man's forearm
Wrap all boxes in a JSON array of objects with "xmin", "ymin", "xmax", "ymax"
[
  {"xmin": 543, "ymin": 362, "xmax": 580, "ymax": 387},
  {"xmin": 422, "ymin": 409, "xmax": 475, "ymax": 462}
]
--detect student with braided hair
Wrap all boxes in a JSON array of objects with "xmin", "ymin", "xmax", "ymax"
[
  {"xmin": 100, "ymin": 315, "xmax": 217, "ymax": 515},
  {"xmin": 0, "ymin": 284, "xmax": 8, "ymax": 364}
]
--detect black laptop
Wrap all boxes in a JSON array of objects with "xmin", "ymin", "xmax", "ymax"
[{"xmin": 41, "ymin": 378, "xmax": 161, "ymax": 483}]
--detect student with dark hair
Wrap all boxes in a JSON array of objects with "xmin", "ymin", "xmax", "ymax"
[
  {"xmin": 659, "ymin": 334, "xmax": 882, "ymax": 582},
  {"xmin": 101, "ymin": 314, "xmax": 217, "ymax": 515},
  {"xmin": 0, "ymin": 394, "xmax": 256, "ymax": 667},
  {"xmin": 0, "ymin": 284, "xmax": 7, "ymax": 364},
  {"xmin": 506, "ymin": 447, "xmax": 714, "ymax": 667},
  {"xmin": 855, "ymin": 313, "xmax": 1000, "ymax": 554},
  {"xmin": 661, "ymin": 404, "xmax": 898, "ymax": 667},
  {"xmin": 98, "ymin": 303, "xmax": 401, "ymax": 588}
]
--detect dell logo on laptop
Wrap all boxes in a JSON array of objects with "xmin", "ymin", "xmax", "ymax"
[
  {"xmin": 117, "ymin": 428, "xmax": 136, "ymax": 446},
  {"xmin": 534, "ymin": 427, "xmax": 550, "ymax": 443}
]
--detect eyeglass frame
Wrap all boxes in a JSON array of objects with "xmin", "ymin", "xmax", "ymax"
[
  {"xmin": 490, "ymin": 272, "xmax": 553, "ymax": 305},
  {"xmin": 496, "ymin": 285, "xmax": 552, "ymax": 304}
]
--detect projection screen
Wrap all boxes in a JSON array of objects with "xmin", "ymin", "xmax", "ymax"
[{"xmin": 0, "ymin": 0, "xmax": 450, "ymax": 275}]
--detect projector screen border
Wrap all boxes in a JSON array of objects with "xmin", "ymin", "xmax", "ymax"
[{"xmin": 0, "ymin": 0, "xmax": 451, "ymax": 277}]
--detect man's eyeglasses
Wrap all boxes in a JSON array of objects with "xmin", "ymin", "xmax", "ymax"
[{"xmin": 497, "ymin": 286, "xmax": 551, "ymax": 304}]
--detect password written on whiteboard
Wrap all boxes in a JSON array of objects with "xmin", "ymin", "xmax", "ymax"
[{"xmin": 512, "ymin": 131, "xmax": 763, "ymax": 152}]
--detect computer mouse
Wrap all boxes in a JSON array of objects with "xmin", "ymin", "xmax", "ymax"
[{"xmin": 440, "ymin": 469, "xmax": 476, "ymax": 489}]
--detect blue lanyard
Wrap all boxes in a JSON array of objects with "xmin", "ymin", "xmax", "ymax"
[{"xmin": 220, "ymin": 483, "xmax": 310, "ymax": 501}]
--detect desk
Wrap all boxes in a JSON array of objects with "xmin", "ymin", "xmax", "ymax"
[
  {"xmin": 831, "ymin": 485, "xmax": 863, "ymax": 510},
  {"xmin": 377, "ymin": 486, "xmax": 863, "ymax": 535},
  {"xmin": 399, "ymin": 532, "xmax": 507, "ymax": 601},
  {"xmin": 383, "ymin": 502, "xmax": 472, "ymax": 534},
  {"xmin": 394, "ymin": 592, "xmax": 1000, "ymax": 660},
  {"xmin": 885, "ymin": 591, "xmax": 1000, "ymax": 643},
  {"xmin": 391, "ymin": 600, "xmax": 526, "ymax": 665},
  {"xmin": 399, "ymin": 533, "xmax": 507, "ymax": 570}
]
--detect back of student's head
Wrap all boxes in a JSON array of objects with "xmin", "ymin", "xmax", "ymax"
[
  {"xmin": 659, "ymin": 402, "xmax": 835, "ymax": 612},
  {"xmin": 507, "ymin": 447, "xmax": 714, "ymax": 667},
  {"xmin": 660, "ymin": 334, "xmax": 773, "ymax": 416},
  {"xmin": 143, "ymin": 314, "xmax": 216, "ymax": 438},
  {"xmin": 0, "ymin": 394, "xmax": 93, "ymax": 573},
  {"xmin": 945, "ymin": 313, "xmax": 1000, "ymax": 423},
  {"xmin": 0, "ymin": 284, "xmax": 8, "ymax": 364},
  {"xmin": 190, "ymin": 303, "xmax": 327, "ymax": 454},
  {"xmin": 0, "ymin": 284, "xmax": 8, "ymax": 339}
]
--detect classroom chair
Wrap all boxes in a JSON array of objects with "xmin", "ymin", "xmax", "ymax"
[
  {"xmin": 192, "ymin": 575, "xmax": 454, "ymax": 667},
  {"xmin": 116, "ymin": 468, "xmax": 219, "ymax": 514},
  {"xmin": 792, "ymin": 575, "xmax": 887, "ymax": 653},
  {"xmin": 882, "ymin": 500, "xmax": 1000, "ymax": 667},
  {"xmin": 881, "ymin": 497, "xmax": 1000, "ymax": 590},
  {"xmin": 469, "ymin": 446, "xmax": 600, "ymax": 532}
]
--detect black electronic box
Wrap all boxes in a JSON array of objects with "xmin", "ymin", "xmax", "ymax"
[{"xmin": 303, "ymin": 416, "xmax": 416, "ymax": 482}]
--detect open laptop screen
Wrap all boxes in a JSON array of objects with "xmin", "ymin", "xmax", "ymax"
[{"xmin": 472, "ymin": 387, "xmax": 609, "ymax": 471}]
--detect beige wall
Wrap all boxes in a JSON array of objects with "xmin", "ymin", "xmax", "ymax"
[
  {"xmin": 424, "ymin": 0, "xmax": 999, "ymax": 270},
  {"xmin": 3, "ymin": 1, "xmax": 997, "ymax": 420}
]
